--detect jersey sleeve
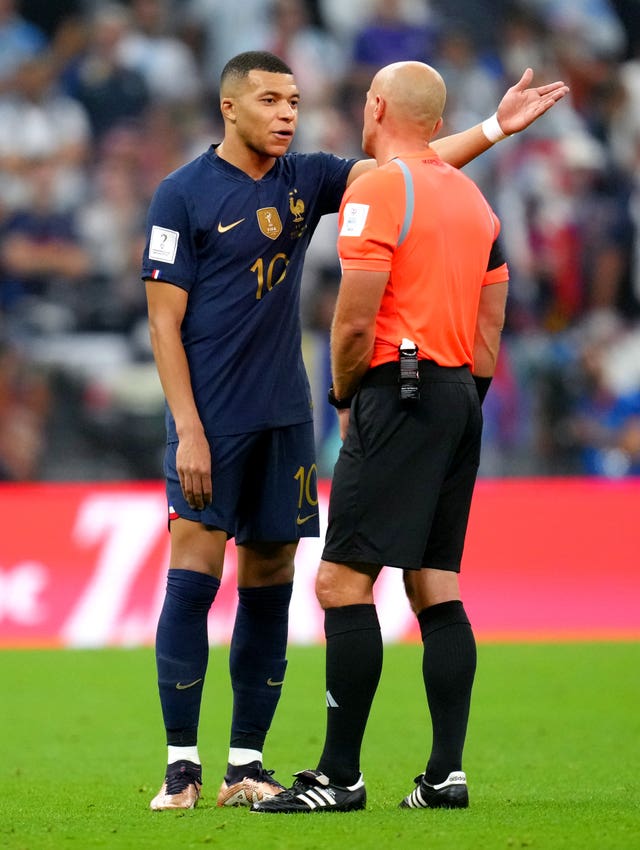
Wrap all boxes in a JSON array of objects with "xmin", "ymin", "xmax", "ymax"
[
  {"xmin": 483, "ymin": 216, "xmax": 509, "ymax": 285},
  {"xmin": 337, "ymin": 169, "xmax": 404, "ymax": 272},
  {"xmin": 141, "ymin": 177, "xmax": 196, "ymax": 291},
  {"xmin": 311, "ymin": 152, "xmax": 359, "ymax": 215}
]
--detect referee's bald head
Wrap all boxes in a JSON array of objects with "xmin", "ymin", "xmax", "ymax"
[{"xmin": 371, "ymin": 61, "xmax": 446, "ymax": 137}]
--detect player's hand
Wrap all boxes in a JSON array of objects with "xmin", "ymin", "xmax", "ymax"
[
  {"xmin": 496, "ymin": 68, "xmax": 569, "ymax": 136},
  {"xmin": 176, "ymin": 432, "xmax": 213, "ymax": 510}
]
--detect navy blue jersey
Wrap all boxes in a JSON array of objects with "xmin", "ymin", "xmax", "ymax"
[{"xmin": 142, "ymin": 146, "xmax": 355, "ymax": 439}]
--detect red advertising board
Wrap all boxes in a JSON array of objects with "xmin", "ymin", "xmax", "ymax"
[{"xmin": 0, "ymin": 479, "xmax": 638, "ymax": 647}]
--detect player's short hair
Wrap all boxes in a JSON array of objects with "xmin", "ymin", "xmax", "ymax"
[{"xmin": 220, "ymin": 51, "xmax": 293, "ymax": 87}]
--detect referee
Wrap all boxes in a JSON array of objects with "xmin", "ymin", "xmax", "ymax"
[{"xmin": 253, "ymin": 60, "xmax": 509, "ymax": 814}]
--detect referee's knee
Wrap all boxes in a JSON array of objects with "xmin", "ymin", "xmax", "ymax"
[{"xmin": 315, "ymin": 560, "xmax": 376, "ymax": 609}]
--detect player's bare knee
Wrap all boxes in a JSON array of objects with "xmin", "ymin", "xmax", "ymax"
[{"xmin": 238, "ymin": 541, "xmax": 296, "ymax": 586}]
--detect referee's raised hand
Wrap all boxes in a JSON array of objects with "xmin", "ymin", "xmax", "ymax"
[{"xmin": 496, "ymin": 67, "xmax": 570, "ymax": 136}]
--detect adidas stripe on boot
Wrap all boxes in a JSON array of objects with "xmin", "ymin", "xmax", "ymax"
[
  {"xmin": 399, "ymin": 771, "xmax": 469, "ymax": 809},
  {"xmin": 251, "ymin": 769, "xmax": 366, "ymax": 813}
]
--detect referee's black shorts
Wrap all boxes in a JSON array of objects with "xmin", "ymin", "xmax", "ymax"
[{"xmin": 322, "ymin": 360, "xmax": 482, "ymax": 572}]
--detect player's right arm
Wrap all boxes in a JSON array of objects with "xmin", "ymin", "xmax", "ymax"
[{"xmin": 145, "ymin": 280, "xmax": 212, "ymax": 510}]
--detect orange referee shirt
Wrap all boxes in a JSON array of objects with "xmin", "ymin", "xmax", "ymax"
[{"xmin": 337, "ymin": 150, "xmax": 509, "ymax": 369}]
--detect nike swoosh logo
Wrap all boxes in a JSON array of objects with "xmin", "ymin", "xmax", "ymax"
[
  {"xmin": 296, "ymin": 513, "xmax": 318, "ymax": 526},
  {"xmin": 176, "ymin": 678, "xmax": 203, "ymax": 690},
  {"xmin": 217, "ymin": 218, "xmax": 245, "ymax": 233},
  {"xmin": 267, "ymin": 678, "xmax": 285, "ymax": 687}
]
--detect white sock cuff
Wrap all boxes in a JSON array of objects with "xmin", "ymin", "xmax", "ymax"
[
  {"xmin": 228, "ymin": 747, "xmax": 263, "ymax": 766},
  {"xmin": 168, "ymin": 745, "xmax": 200, "ymax": 765}
]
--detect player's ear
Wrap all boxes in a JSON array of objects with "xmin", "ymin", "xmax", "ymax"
[{"xmin": 220, "ymin": 97, "xmax": 236, "ymax": 123}]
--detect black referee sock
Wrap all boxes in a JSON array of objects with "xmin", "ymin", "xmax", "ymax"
[
  {"xmin": 417, "ymin": 600, "xmax": 477, "ymax": 785},
  {"xmin": 317, "ymin": 604, "xmax": 382, "ymax": 787}
]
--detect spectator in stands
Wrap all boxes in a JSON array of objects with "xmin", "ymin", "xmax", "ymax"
[
  {"xmin": 16, "ymin": 0, "xmax": 84, "ymax": 40},
  {"xmin": 181, "ymin": 0, "xmax": 272, "ymax": 90},
  {"xmin": 437, "ymin": 27, "xmax": 502, "ymax": 126},
  {"xmin": 498, "ymin": 4, "xmax": 556, "ymax": 85},
  {"xmin": 430, "ymin": 0, "xmax": 512, "ymax": 57},
  {"xmin": 267, "ymin": 0, "xmax": 346, "ymax": 110},
  {"xmin": 546, "ymin": 313, "xmax": 640, "ymax": 475},
  {"xmin": 433, "ymin": 27, "xmax": 503, "ymax": 194},
  {"xmin": 349, "ymin": 0, "xmax": 439, "ymax": 87},
  {"xmin": 0, "ymin": 0, "xmax": 47, "ymax": 93},
  {"xmin": 75, "ymin": 136, "xmax": 148, "ymax": 332},
  {"xmin": 525, "ymin": 0, "xmax": 626, "ymax": 115},
  {"xmin": 118, "ymin": 0, "xmax": 202, "ymax": 107},
  {"xmin": 0, "ymin": 52, "xmax": 91, "ymax": 212},
  {"xmin": 320, "ymin": 0, "xmax": 430, "ymax": 54},
  {"xmin": 65, "ymin": 3, "xmax": 150, "ymax": 141},
  {"xmin": 0, "ymin": 154, "xmax": 91, "ymax": 333}
]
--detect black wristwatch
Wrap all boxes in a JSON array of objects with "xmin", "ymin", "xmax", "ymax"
[{"xmin": 327, "ymin": 385, "xmax": 353, "ymax": 409}]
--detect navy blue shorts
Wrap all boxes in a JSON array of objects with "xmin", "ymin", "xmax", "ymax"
[
  {"xmin": 322, "ymin": 361, "xmax": 482, "ymax": 571},
  {"xmin": 165, "ymin": 421, "xmax": 319, "ymax": 544}
]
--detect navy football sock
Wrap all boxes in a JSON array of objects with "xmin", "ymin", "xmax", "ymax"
[
  {"xmin": 228, "ymin": 582, "xmax": 293, "ymax": 753},
  {"xmin": 418, "ymin": 600, "xmax": 477, "ymax": 784},
  {"xmin": 317, "ymin": 604, "xmax": 382, "ymax": 787},
  {"xmin": 155, "ymin": 569, "xmax": 220, "ymax": 747}
]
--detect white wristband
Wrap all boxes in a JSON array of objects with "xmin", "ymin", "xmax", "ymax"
[{"xmin": 481, "ymin": 112, "xmax": 508, "ymax": 144}]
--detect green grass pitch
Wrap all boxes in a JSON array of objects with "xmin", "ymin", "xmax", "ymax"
[{"xmin": 1, "ymin": 641, "xmax": 638, "ymax": 849}]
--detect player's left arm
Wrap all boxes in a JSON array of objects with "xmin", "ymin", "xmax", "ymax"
[{"xmin": 346, "ymin": 68, "xmax": 569, "ymax": 185}]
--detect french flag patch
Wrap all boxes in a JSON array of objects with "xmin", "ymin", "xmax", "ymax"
[{"xmin": 151, "ymin": 269, "xmax": 162, "ymax": 279}]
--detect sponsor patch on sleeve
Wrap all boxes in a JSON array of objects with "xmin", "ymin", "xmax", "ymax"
[
  {"xmin": 340, "ymin": 203, "xmax": 369, "ymax": 237},
  {"xmin": 148, "ymin": 225, "xmax": 179, "ymax": 263}
]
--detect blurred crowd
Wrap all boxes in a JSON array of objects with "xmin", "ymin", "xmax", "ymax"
[{"xmin": 1, "ymin": 0, "xmax": 640, "ymax": 481}]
